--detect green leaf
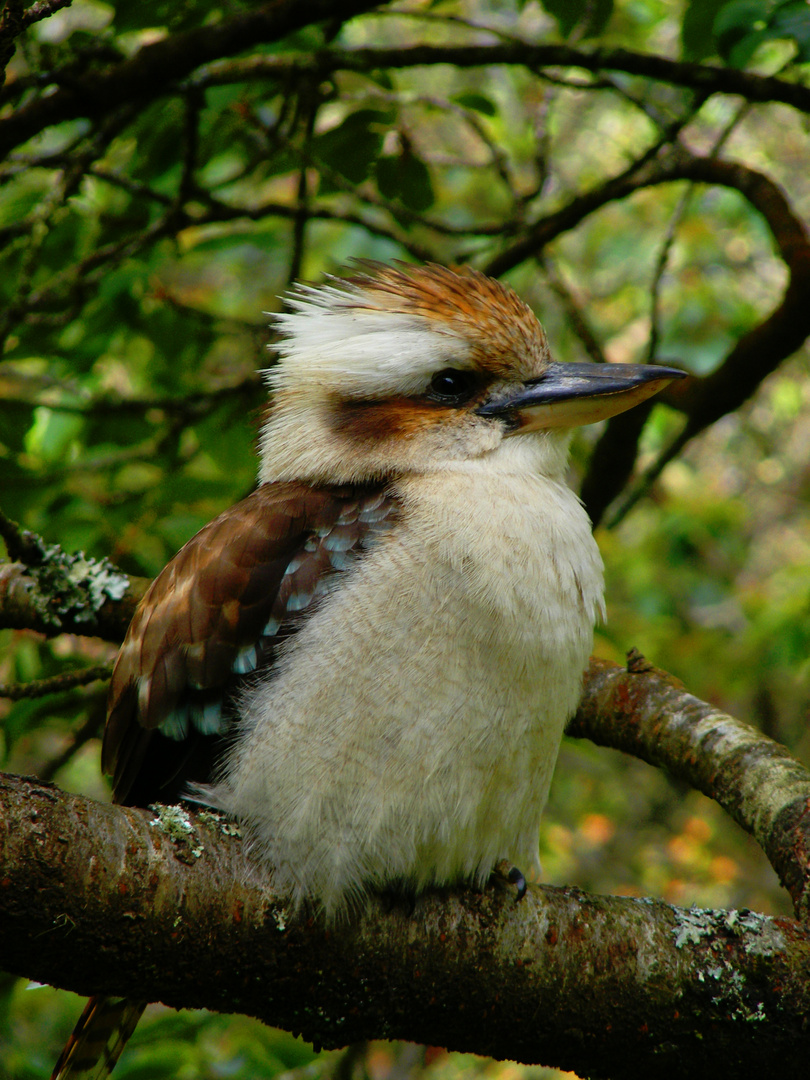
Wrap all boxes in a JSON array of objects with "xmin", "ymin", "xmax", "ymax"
[
  {"xmin": 542, "ymin": 0, "xmax": 613, "ymax": 39},
  {"xmin": 0, "ymin": 400, "xmax": 34, "ymax": 456},
  {"xmin": 24, "ymin": 408, "xmax": 84, "ymax": 465},
  {"xmin": 313, "ymin": 109, "xmax": 393, "ymax": 187},
  {"xmin": 681, "ymin": 0, "xmax": 729, "ymax": 59},
  {"xmin": 714, "ymin": 0, "xmax": 771, "ymax": 63},
  {"xmin": 452, "ymin": 92, "xmax": 497, "ymax": 117},
  {"xmin": 112, "ymin": 0, "xmax": 216, "ymax": 35},
  {"xmin": 732, "ymin": 28, "xmax": 772, "ymax": 67},
  {"xmin": 365, "ymin": 69, "xmax": 395, "ymax": 90},
  {"xmin": 129, "ymin": 99, "xmax": 187, "ymax": 185},
  {"xmin": 771, "ymin": 0, "xmax": 810, "ymax": 60},
  {"xmin": 0, "ymin": 169, "xmax": 56, "ymax": 229},
  {"xmin": 376, "ymin": 149, "xmax": 434, "ymax": 212}
]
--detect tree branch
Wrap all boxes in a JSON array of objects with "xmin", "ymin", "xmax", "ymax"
[
  {"xmin": 0, "ymin": 553, "xmax": 147, "ymax": 640},
  {"xmin": 0, "ymin": 663, "xmax": 111, "ymax": 699},
  {"xmin": 193, "ymin": 44, "xmax": 810, "ymax": 116},
  {"xmin": 20, "ymin": 0, "xmax": 74, "ymax": 30},
  {"xmin": 482, "ymin": 144, "xmax": 810, "ymax": 524},
  {"xmin": 0, "ymin": 0, "xmax": 382, "ymax": 161},
  {"xmin": 569, "ymin": 655, "xmax": 810, "ymax": 921},
  {"xmin": 1, "ymin": 770, "xmax": 810, "ymax": 1080},
  {"xmin": 7, "ymin": 30, "xmax": 810, "ymax": 165},
  {"xmin": 598, "ymin": 152, "xmax": 810, "ymax": 525}
]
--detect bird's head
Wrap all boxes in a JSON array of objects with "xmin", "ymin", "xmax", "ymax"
[{"xmin": 259, "ymin": 263, "xmax": 684, "ymax": 485}]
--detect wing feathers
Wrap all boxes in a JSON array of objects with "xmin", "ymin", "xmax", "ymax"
[{"xmin": 104, "ymin": 481, "xmax": 398, "ymax": 805}]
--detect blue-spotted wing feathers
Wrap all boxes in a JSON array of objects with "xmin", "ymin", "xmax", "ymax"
[{"xmin": 103, "ymin": 482, "xmax": 397, "ymax": 806}]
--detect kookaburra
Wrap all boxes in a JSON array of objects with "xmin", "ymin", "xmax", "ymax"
[{"xmin": 54, "ymin": 262, "xmax": 683, "ymax": 1078}]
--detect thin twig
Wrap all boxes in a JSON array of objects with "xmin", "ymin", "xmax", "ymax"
[
  {"xmin": 0, "ymin": 665, "xmax": 112, "ymax": 701},
  {"xmin": 484, "ymin": 105, "xmax": 707, "ymax": 277},
  {"xmin": 646, "ymin": 186, "xmax": 692, "ymax": 364},
  {"xmin": 603, "ymin": 423, "xmax": 691, "ymax": 528},
  {"xmin": 602, "ymin": 98, "xmax": 761, "ymax": 526},
  {"xmin": 287, "ymin": 88, "xmax": 320, "ymax": 289},
  {"xmin": 538, "ymin": 253, "xmax": 608, "ymax": 365},
  {"xmin": 19, "ymin": 0, "xmax": 74, "ymax": 31},
  {"xmin": 648, "ymin": 96, "xmax": 752, "ymax": 364}
]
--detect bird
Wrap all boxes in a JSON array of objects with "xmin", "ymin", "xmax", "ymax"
[{"xmin": 52, "ymin": 262, "xmax": 684, "ymax": 1078}]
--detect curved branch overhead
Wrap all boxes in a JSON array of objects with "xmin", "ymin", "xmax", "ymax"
[
  {"xmin": 556, "ymin": 150, "xmax": 810, "ymax": 523},
  {"xmin": 6, "ymin": 38, "xmax": 810, "ymax": 160},
  {"xmin": 329, "ymin": 44, "xmax": 810, "ymax": 114}
]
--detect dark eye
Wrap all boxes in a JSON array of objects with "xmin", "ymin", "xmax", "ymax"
[{"xmin": 428, "ymin": 368, "xmax": 477, "ymax": 404}]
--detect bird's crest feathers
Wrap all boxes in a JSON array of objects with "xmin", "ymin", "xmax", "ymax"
[{"xmin": 268, "ymin": 262, "xmax": 551, "ymax": 400}]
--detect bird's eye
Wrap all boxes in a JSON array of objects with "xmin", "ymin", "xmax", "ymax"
[{"xmin": 428, "ymin": 368, "xmax": 477, "ymax": 404}]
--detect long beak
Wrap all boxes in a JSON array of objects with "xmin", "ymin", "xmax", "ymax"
[{"xmin": 476, "ymin": 361, "xmax": 686, "ymax": 431}]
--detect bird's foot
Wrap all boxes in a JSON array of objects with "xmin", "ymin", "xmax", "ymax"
[{"xmin": 493, "ymin": 859, "xmax": 527, "ymax": 902}]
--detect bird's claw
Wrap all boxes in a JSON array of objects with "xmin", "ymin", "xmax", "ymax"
[
  {"xmin": 493, "ymin": 859, "xmax": 527, "ymax": 902},
  {"xmin": 507, "ymin": 864, "xmax": 527, "ymax": 901}
]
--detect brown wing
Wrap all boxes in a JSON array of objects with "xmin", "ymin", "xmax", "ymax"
[{"xmin": 104, "ymin": 481, "xmax": 398, "ymax": 806}]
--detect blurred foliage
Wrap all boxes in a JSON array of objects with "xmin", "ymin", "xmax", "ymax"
[{"xmin": 1, "ymin": 0, "xmax": 809, "ymax": 1077}]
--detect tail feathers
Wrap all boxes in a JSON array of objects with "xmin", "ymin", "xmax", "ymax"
[{"xmin": 51, "ymin": 996, "xmax": 147, "ymax": 1080}]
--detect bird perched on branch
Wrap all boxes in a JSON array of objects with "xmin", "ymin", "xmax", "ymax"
[{"xmin": 53, "ymin": 262, "xmax": 683, "ymax": 1078}]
